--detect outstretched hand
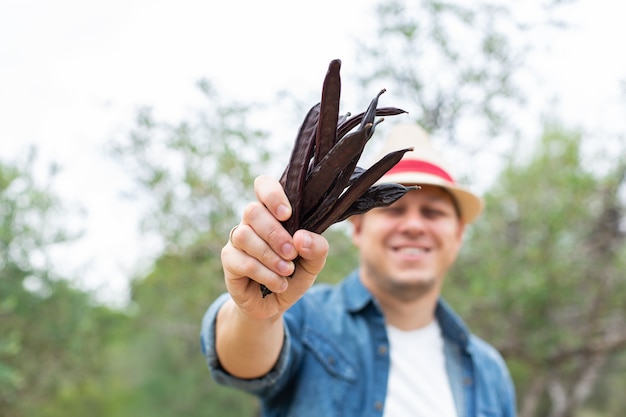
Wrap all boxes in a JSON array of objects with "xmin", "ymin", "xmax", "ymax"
[{"xmin": 220, "ymin": 175, "xmax": 329, "ymax": 320}]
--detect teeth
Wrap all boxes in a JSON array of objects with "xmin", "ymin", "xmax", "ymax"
[{"xmin": 398, "ymin": 247, "xmax": 426, "ymax": 255}]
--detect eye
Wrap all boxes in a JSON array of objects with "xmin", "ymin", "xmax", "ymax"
[
  {"xmin": 422, "ymin": 206, "xmax": 449, "ymax": 219},
  {"xmin": 380, "ymin": 205, "xmax": 404, "ymax": 216}
]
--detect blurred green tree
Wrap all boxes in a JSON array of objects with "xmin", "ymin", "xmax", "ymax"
[
  {"xmin": 0, "ymin": 152, "xmax": 126, "ymax": 417},
  {"xmin": 354, "ymin": 2, "xmax": 626, "ymax": 414},
  {"xmin": 355, "ymin": 0, "xmax": 521, "ymax": 140},
  {"xmin": 107, "ymin": 76, "xmax": 363, "ymax": 416},
  {"xmin": 447, "ymin": 125, "xmax": 626, "ymax": 417},
  {"xmin": 107, "ymin": 81, "xmax": 273, "ymax": 416},
  {"xmin": 354, "ymin": 0, "xmax": 570, "ymax": 143},
  {"xmin": 8, "ymin": 1, "xmax": 626, "ymax": 417},
  {"xmin": 107, "ymin": 2, "xmax": 626, "ymax": 417}
]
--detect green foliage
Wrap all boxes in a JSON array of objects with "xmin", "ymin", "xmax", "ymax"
[
  {"xmin": 10, "ymin": 2, "xmax": 626, "ymax": 416},
  {"xmin": 109, "ymin": 80, "xmax": 271, "ymax": 251},
  {"xmin": 104, "ymin": 82, "xmax": 276, "ymax": 416},
  {"xmin": 447, "ymin": 125, "xmax": 626, "ymax": 416},
  {"xmin": 584, "ymin": 349, "xmax": 626, "ymax": 415},
  {"xmin": 103, "ymin": 77, "xmax": 362, "ymax": 416},
  {"xmin": 113, "ymin": 254, "xmax": 259, "ymax": 417},
  {"xmin": 316, "ymin": 224, "xmax": 359, "ymax": 285},
  {"xmin": 356, "ymin": 0, "xmax": 528, "ymax": 141},
  {"xmin": 0, "ymin": 154, "xmax": 127, "ymax": 417}
]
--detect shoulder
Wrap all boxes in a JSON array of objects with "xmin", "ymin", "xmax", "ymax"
[
  {"xmin": 468, "ymin": 334, "xmax": 517, "ymax": 411},
  {"xmin": 469, "ymin": 335, "xmax": 508, "ymax": 367}
]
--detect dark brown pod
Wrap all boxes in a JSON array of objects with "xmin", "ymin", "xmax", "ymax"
[{"xmin": 258, "ymin": 60, "xmax": 411, "ymax": 297}]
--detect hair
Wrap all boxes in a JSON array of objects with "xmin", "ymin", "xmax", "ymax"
[{"xmin": 438, "ymin": 187, "xmax": 462, "ymax": 220}]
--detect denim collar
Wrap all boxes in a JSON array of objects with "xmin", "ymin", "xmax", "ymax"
[
  {"xmin": 342, "ymin": 269, "xmax": 376, "ymax": 313},
  {"xmin": 436, "ymin": 298, "xmax": 471, "ymax": 350},
  {"xmin": 340, "ymin": 270, "xmax": 471, "ymax": 351}
]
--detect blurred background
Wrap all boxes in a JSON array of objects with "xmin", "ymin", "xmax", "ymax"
[{"xmin": 1, "ymin": 0, "xmax": 625, "ymax": 416}]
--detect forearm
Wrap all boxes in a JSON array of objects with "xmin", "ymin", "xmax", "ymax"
[{"xmin": 215, "ymin": 299, "xmax": 285, "ymax": 379}]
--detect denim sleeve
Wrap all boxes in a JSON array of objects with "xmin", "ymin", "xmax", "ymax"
[
  {"xmin": 484, "ymin": 340, "xmax": 517, "ymax": 417},
  {"xmin": 499, "ymin": 357, "xmax": 517, "ymax": 417},
  {"xmin": 199, "ymin": 293, "xmax": 294, "ymax": 397},
  {"xmin": 469, "ymin": 335, "xmax": 518, "ymax": 417}
]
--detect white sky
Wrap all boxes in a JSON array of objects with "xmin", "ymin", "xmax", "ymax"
[{"xmin": 1, "ymin": 0, "xmax": 625, "ymax": 306}]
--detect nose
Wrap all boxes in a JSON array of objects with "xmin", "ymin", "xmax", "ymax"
[{"xmin": 398, "ymin": 210, "xmax": 427, "ymax": 236}]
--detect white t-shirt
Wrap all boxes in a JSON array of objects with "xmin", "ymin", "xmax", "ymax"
[{"xmin": 382, "ymin": 320, "xmax": 458, "ymax": 417}]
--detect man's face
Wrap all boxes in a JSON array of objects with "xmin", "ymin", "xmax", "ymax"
[{"xmin": 350, "ymin": 185, "xmax": 465, "ymax": 301}]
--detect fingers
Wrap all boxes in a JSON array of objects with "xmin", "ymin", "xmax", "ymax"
[
  {"xmin": 222, "ymin": 176, "xmax": 297, "ymax": 296},
  {"xmin": 221, "ymin": 238, "xmax": 290, "ymax": 295},
  {"xmin": 275, "ymin": 230, "xmax": 329, "ymax": 303},
  {"xmin": 222, "ymin": 175, "xmax": 329, "ymax": 303},
  {"xmin": 226, "ymin": 221, "xmax": 294, "ymax": 288},
  {"xmin": 240, "ymin": 201, "xmax": 298, "ymax": 262},
  {"xmin": 293, "ymin": 230, "xmax": 329, "ymax": 277},
  {"xmin": 254, "ymin": 175, "xmax": 292, "ymax": 222}
]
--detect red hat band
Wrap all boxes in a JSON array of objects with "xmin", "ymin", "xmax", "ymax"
[{"xmin": 386, "ymin": 159, "xmax": 455, "ymax": 183}]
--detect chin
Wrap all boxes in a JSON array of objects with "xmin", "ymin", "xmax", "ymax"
[{"xmin": 387, "ymin": 278, "xmax": 436, "ymax": 301}]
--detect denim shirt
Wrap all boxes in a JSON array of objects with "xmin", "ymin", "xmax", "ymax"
[{"xmin": 200, "ymin": 271, "xmax": 517, "ymax": 417}]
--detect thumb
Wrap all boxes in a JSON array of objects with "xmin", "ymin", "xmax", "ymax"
[
  {"xmin": 271, "ymin": 230, "xmax": 329, "ymax": 308},
  {"xmin": 293, "ymin": 230, "xmax": 329, "ymax": 277}
]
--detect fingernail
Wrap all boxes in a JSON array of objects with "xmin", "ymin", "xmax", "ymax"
[
  {"xmin": 277, "ymin": 260, "xmax": 292, "ymax": 275},
  {"xmin": 276, "ymin": 204, "xmax": 290, "ymax": 219},
  {"xmin": 281, "ymin": 243, "xmax": 295, "ymax": 257}
]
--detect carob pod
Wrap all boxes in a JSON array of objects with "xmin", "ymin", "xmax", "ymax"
[
  {"xmin": 336, "ymin": 107, "xmax": 406, "ymax": 140},
  {"xmin": 302, "ymin": 120, "xmax": 378, "ymax": 233},
  {"xmin": 259, "ymin": 59, "xmax": 414, "ymax": 298},
  {"xmin": 334, "ymin": 183, "xmax": 420, "ymax": 223},
  {"xmin": 314, "ymin": 59, "xmax": 341, "ymax": 166},
  {"xmin": 303, "ymin": 147, "xmax": 418, "ymax": 232},
  {"xmin": 302, "ymin": 91, "xmax": 389, "ymax": 223},
  {"xmin": 279, "ymin": 103, "xmax": 321, "ymax": 234},
  {"xmin": 301, "ymin": 124, "xmax": 373, "ymax": 211},
  {"xmin": 301, "ymin": 89, "xmax": 388, "ymax": 218}
]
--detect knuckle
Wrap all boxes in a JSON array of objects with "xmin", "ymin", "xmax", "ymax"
[
  {"xmin": 238, "ymin": 256, "xmax": 258, "ymax": 276},
  {"xmin": 266, "ymin": 187, "xmax": 285, "ymax": 204},
  {"xmin": 260, "ymin": 245, "xmax": 277, "ymax": 266},
  {"xmin": 242, "ymin": 202, "xmax": 263, "ymax": 223},
  {"xmin": 266, "ymin": 225, "xmax": 283, "ymax": 245},
  {"xmin": 254, "ymin": 174, "xmax": 271, "ymax": 188}
]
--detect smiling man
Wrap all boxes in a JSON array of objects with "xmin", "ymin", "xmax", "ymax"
[{"xmin": 200, "ymin": 123, "xmax": 517, "ymax": 417}]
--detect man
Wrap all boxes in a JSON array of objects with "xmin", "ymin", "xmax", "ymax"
[{"xmin": 200, "ymin": 123, "xmax": 516, "ymax": 416}]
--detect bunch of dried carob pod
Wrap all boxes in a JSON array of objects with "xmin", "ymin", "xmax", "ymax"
[{"xmin": 261, "ymin": 59, "xmax": 417, "ymax": 297}]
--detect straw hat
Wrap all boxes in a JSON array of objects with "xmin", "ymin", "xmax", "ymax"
[{"xmin": 374, "ymin": 123, "xmax": 484, "ymax": 224}]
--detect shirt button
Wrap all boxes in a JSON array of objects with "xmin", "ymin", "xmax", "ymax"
[
  {"xmin": 463, "ymin": 377, "xmax": 473, "ymax": 386},
  {"xmin": 378, "ymin": 345, "xmax": 388, "ymax": 355},
  {"xmin": 374, "ymin": 401, "xmax": 383, "ymax": 411}
]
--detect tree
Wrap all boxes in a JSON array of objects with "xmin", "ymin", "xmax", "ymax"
[
  {"xmin": 0, "ymin": 152, "xmax": 126, "ymax": 417},
  {"xmin": 107, "ymin": 74, "xmax": 364, "ymax": 416},
  {"xmin": 446, "ymin": 125, "xmax": 626, "ymax": 417},
  {"xmin": 106, "ymin": 81, "xmax": 276, "ymax": 416},
  {"xmin": 352, "ymin": 0, "xmax": 575, "ymax": 175},
  {"xmin": 354, "ymin": 0, "xmax": 529, "ymax": 140},
  {"xmin": 109, "ymin": 3, "xmax": 626, "ymax": 417},
  {"xmin": 109, "ymin": 80, "xmax": 271, "ymax": 252},
  {"xmin": 352, "ymin": 2, "xmax": 626, "ymax": 413}
]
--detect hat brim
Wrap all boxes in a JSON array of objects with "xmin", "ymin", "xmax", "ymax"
[{"xmin": 376, "ymin": 172, "xmax": 484, "ymax": 224}]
